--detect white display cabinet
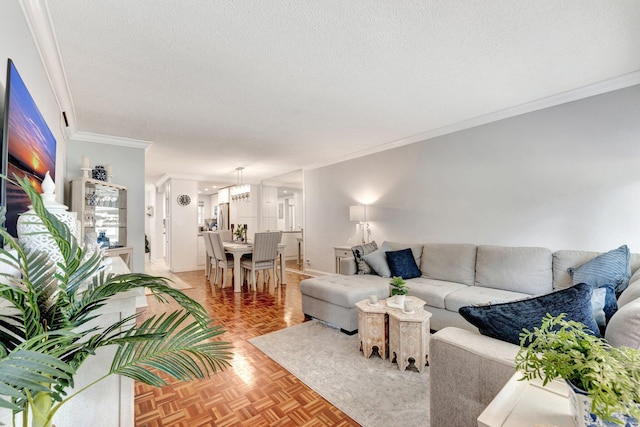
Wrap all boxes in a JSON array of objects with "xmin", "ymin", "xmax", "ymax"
[{"xmin": 71, "ymin": 177, "xmax": 127, "ymax": 248}]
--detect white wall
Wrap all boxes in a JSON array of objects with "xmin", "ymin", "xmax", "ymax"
[
  {"xmin": 0, "ymin": 0, "xmax": 67, "ymax": 197},
  {"xmin": 304, "ymin": 85, "xmax": 640, "ymax": 274}
]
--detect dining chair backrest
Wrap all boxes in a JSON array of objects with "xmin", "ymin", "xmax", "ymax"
[
  {"xmin": 210, "ymin": 232, "xmax": 227, "ymax": 261},
  {"xmin": 252, "ymin": 231, "xmax": 282, "ymax": 263},
  {"xmin": 203, "ymin": 231, "xmax": 215, "ymax": 259},
  {"xmin": 219, "ymin": 229, "xmax": 232, "ymax": 242}
]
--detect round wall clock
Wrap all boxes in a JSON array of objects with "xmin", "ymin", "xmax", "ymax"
[{"xmin": 177, "ymin": 194, "xmax": 191, "ymax": 206}]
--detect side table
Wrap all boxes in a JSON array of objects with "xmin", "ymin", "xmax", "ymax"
[
  {"xmin": 356, "ymin": 299, "xmax": 388, "ymax": 359},
  {"xmin": 388, "ymin": 301, "xmax": 432, "ymax": 373},
  {"xmin": 333, "ymin": 245, "xmax": 352, "ymax": 273},
  {"xmin": 478, "ymin": 372, "xmax": 573, "ymax": 427}
]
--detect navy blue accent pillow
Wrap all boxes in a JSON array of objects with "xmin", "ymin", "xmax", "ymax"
[
  {"xmin": 567, "ymin": 245, "xmax": 631, "ymax": 296},
  {"xmin": 385, "ymin": 248, "xmax": 421, "ymax": 279},
  {"xmin": 459, "ymin": 283, "xmax": 600, "ymax": 345}
]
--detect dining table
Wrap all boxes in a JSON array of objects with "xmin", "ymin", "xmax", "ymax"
[{"xmin": 223, "ymin": 241, "xmax": 287, "ymax": 292}]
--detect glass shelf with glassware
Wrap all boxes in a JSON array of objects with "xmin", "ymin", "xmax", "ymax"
[{"xmin": 71, "ymin": 177, "xmax": 127, "ymax": 249}]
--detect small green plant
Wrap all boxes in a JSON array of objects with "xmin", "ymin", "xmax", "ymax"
[
  {"xmin": 389, "ymin": 276, "xmax": 409, "ymax": 296},
  {"xmin": 515, "ymin": 313, "xmax": 640, "ymax": 423},
  {"xmin": 234, "ymin": 224, "xmax": 245, "ymax": 240}
]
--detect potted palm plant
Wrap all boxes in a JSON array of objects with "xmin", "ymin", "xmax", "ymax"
[
  {"xmin": 389, "ymin": 276, "xmax": 409, "ymax": 306},
  {"xmin": 515, "ymin": 313, "xmax": 640, "ymax": 426},
  {"xmin": 0, "ymin": 175, "xmax": 232, "ymax": 427}
]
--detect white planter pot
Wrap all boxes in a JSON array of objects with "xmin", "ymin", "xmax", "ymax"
[
  {"xmin": 567, "ymin": 381, "xmax": 638, "ymax": 427},
  {"xmin": 394, "ymin": 294, "xmax": 405, "ymax": 306}
]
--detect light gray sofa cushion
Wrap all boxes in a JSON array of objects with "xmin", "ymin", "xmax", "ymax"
[
  {"xmin": 421, "ymin": 243, "xmax": 477, "ymax": 286},
  {"xmin": 430, "ymin": 327, "xmax": 518, "ymax": 427},
  {"xmin": 605, "ymin": 299, "xmax": 640, "ymax": 349},
  {"xmin": 617, "ymin": 281, "xmax": 640, "ymax": 309},
  {"xmin": 475, "ymin": 245, "xmax": 552, "ymax": 294},
  {"xmin": 405, "ymin": 277, "xmax": 468, "ymax": 309},
  {"xmin": 444, "ymin": 286, "xmax": 531, "ymax": 313},
  {"xmin": 299, "ymin": 274, "xmax": 390, "ymax": 308},
  {"xmin": 553, "ymin": 250, "xmax": 603, "ymax": 290}
]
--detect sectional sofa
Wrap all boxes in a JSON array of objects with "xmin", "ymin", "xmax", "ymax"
[
  {"xmin": 299, "ymin": 242, "xmax": 640, "ymax": 426},
  {"xmin": 301, "ymin": 242, "xmax": 638, "ymax": 333}
]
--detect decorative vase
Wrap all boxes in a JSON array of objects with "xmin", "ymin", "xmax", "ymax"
[
  {"xmin": 394, "ymin": 294, "xmax": 406, "ymax": 306},
  {"xmin": 567, "ymin": 380, "xmax": 638, "ymax": 427},
  {"xmin": 92, "ymin": 165, "xmax": 107, "ymax": 181},
  {"xmin": 17, "ymin": 172, "xmax": 80, "ymax": 274}
]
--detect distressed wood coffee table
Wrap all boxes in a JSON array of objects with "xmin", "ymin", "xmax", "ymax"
[
  {"xmin": 388, "ymin": 302, "xmax": 432, "ymax": 373},
  {"xmin": 356, "ymin": 298, "xmax": 389, "ymax": 359}
]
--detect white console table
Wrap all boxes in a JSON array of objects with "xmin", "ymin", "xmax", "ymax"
[
  {"xmin": 105, "ymin": 246, "xmax": 133, "ymax": 270},
  {"xmin": 478, "ymin": 372, "xmax": 573, "ymax": 427}
]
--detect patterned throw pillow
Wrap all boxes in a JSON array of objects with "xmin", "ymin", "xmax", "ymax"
[
  {"xmin": 568, "ymin": 245, "xmax": 631, "ymax": 296},
  {"xmin": 351, "ymin": 241, "xmax": 377, "ymax": 275}
]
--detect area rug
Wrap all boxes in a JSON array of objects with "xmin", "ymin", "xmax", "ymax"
[
  {"xmin": 249, "ymin": 320, "xmax": 430, "ymax": 427},
  {"xmin": 144, "ymin": 261, "xmax": 193, "ymax": 295}
]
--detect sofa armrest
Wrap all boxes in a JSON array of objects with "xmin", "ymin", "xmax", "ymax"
[
  {"xmin": 339, "ymin": 257, "xmax": 357, "ymax": 275},
  {"xmin": 430, "ymin": 327, "xmax": 519, "ymax": 427}
]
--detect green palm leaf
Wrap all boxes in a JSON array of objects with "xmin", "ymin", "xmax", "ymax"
[
  {"xmin": 0, "ymin": 332, "xmax": 79, "ymax": 410},
  {"xmin": 109, "ymin": 310, "xmax": 231, "ymax": 387}
]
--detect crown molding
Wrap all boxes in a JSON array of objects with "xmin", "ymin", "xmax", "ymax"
[
  {"xmin": 20, "ymin": 0, "xmax": 78, "ymax": 134},
  {"xmin": 155, "ymin": 173, "xmax": 228, "ymax": 188},
  {"xmin": 305, "ymin": 70, "xmax": 640, "ymax": 172},
  {"xmin": 69, "ymin": 130, "xmax": 153, "ymax": 150}
]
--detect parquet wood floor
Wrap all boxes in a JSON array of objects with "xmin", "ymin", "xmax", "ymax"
[{"xmin": 135, "ymin": 262, "xmax": 359, "ymax": 427}]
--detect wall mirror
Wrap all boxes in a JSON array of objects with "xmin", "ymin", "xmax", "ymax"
[{"xmin": 260, "ymin": 169, "xmax": 303, "ymax": 232}]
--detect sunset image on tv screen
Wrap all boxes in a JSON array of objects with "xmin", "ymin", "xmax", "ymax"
[{"xmin": 4, "ymin": 60, "xmax": 57, "ymax": 237}]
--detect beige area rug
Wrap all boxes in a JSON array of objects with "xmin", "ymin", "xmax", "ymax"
[
  {"xmin": 249, "ymin": 320, "xmax": 430, "ymax": 427},
  {"xmin": 143, "ymin": 260, "xmax": 193, "ymax": 295}
]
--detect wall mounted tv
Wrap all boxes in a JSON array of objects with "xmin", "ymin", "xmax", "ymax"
[{"xmin": 1, "ymin": 58, "xmax": 57, "ymax": 237}]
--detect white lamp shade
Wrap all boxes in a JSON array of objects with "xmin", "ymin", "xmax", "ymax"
[{"xmin": 349, "ymin": 205, "xmax": 366, "ymax": 222}]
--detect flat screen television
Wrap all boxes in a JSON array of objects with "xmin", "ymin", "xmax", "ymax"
[{"xmin": 1, "ymin": 58, "xmax": 57, "ymax": 237}]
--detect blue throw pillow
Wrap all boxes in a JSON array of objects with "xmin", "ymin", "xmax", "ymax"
[
  {"xmin": 567, "ymin": 245, "xmax": 631, "ymax": 296},
  {"xmin": 459, "ymin": 283, "xmax": 600, "ymax": 345},
  {"xmin": 386, "ymin": 248, "xmax": 422, "ymax": 279}
]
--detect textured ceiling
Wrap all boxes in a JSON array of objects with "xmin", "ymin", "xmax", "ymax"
[{"xmin": 44, "ymin": 1, "xmax": 640, "ymax": 187}]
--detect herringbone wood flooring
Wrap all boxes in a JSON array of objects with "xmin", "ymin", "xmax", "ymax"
[{"xmin": 135, "ymin": 262, "xmax": 359, "ymax": 426}]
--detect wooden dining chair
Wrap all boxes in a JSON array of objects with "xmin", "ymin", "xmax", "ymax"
[
  {"xmin": 241, "ymin": 231, "xmax": 282, "ymax": 291},
  {"xmin": 209, "ymin": 232, "xmax": 234, "ymax": 289}
]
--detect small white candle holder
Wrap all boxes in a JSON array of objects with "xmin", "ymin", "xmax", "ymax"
[
  {"xmin": 81, "ymin": 167, "xmax": 92, "ymax": 178},
  {"xmin": 404, "ymin": 299, "xmax": 414, "ymax": 314}
]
